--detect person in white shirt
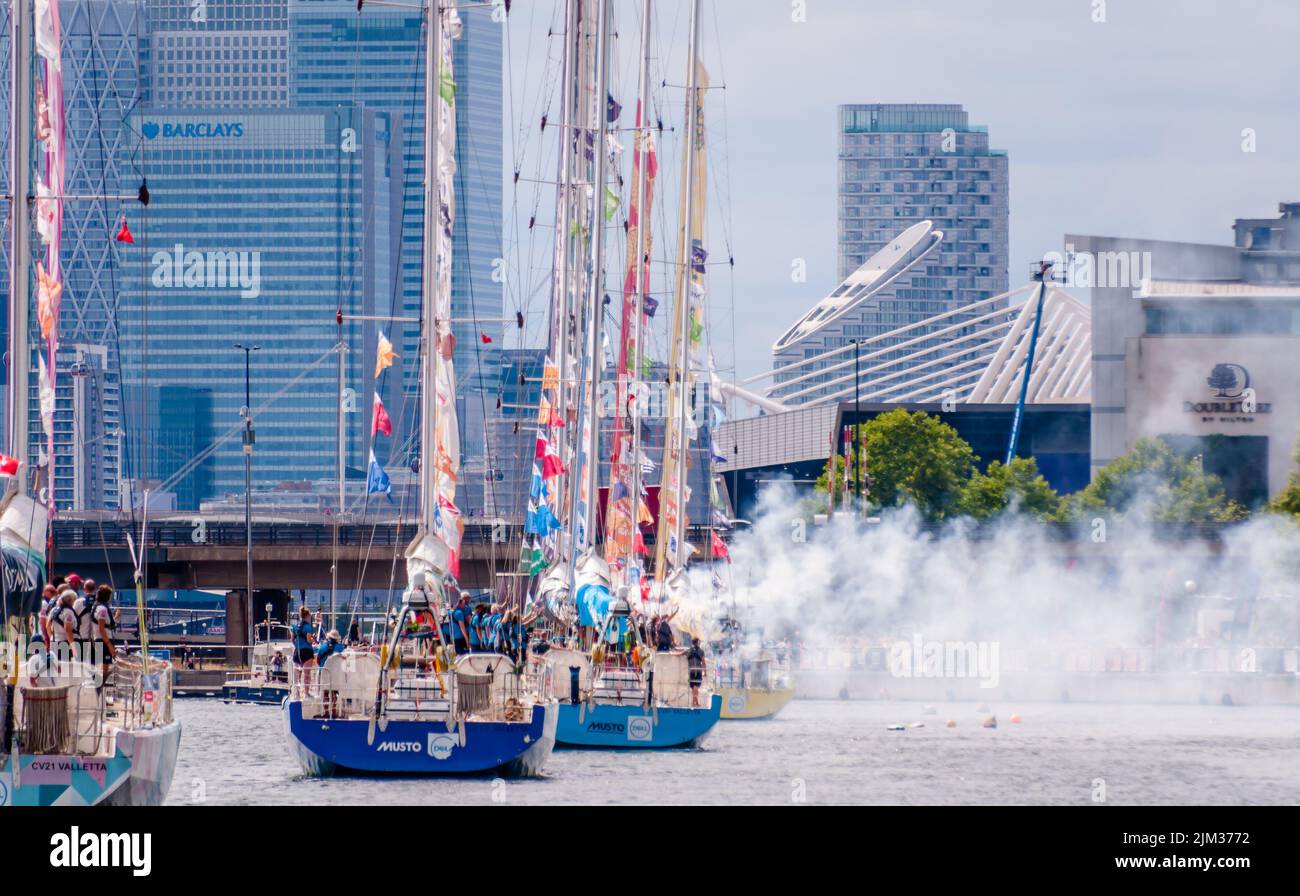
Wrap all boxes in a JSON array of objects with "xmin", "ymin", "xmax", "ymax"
[
  {"xmin": 48, "ymin": 589, "xmax": 79, "ymax": 667},
  {"xmin": 91, "ymin": 585, "xmax": 120, "ymax": 682}
]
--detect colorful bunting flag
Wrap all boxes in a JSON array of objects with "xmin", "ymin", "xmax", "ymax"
[
  {"xmin": 371, "ymin": 391, "xmax": 393, "ymax": 437},
  {"xmin": 366, "ymin": 450, "xmax": 392, "ymax": 498},
  {"xmin": 375, "ymin": 330, "xmax": 398, "ymax": 378}
]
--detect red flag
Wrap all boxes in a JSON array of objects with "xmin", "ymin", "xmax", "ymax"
[
  {"xmin": 542, "ymin": 452, "xmax": 566, "ymax": 480},
  {"xmin": 114, "ymin": 216, "xmax": 134, "ymax": 244},
  {"xmin": 371, "ymin": 392, "xmax": 393, "ymax": 437},
  {"xmin": 480, "ymin": 332, "xmax": 493, "ymax": 344},
  {"xmin": 0, "ymin": 454, "xmax": 18, "ymax": 478},
  {"xmin": 710, "ymin": 530, "xmax": 730, "ymax": 562}
]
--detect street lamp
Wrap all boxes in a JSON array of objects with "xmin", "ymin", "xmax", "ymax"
[
  {"xmin": 853, "ymin": 338, "xmax": 862, "ymax": 517},
  {"xmin": 234, "ymin": 343, "xmax": 260, "ymax": 663}
]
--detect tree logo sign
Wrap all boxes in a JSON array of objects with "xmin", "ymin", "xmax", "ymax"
[{"xmin": 1206, "ymin": 363, "xmax": 1250, "ymax": 399}]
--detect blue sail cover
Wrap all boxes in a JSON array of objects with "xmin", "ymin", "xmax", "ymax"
[{"xmin": 575, "ymin": 582, "xmax": 612, "ymax": 628}]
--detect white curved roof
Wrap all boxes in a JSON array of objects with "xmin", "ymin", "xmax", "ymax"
[
  {"xmin": 749, "ymin": 284, "xmax": 1091, "ymax": 409},
  {"xmin": 772, "ymin": 220, "xmax": 942, "ymax": 353}
]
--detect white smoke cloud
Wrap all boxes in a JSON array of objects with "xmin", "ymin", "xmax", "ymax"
[{"xmin": 685, "ymin": 482, "xmax": 1300, "ymax": 655}]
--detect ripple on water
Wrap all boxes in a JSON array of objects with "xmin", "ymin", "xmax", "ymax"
[{"xmin": 166, "ymin": 699, "xmax": 1300, "ymax": 806}]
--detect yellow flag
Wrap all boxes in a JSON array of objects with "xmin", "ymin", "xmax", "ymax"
[{"xmin": 375, "ymin": 330, "xmax": 398, "ymax": 378}]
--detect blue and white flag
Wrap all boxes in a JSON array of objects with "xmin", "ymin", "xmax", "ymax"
[{"xmin": 367, "ymin": 450, "xmax": 392, "ymax": 499}]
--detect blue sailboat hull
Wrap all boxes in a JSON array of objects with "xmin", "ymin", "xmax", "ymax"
[
  {"xmin": 555, "ymin": 694, "xmax": 721, "ymax": 749},
  {"xmin": 282, "ymin": 699, "xmax": 556, "ymax": 777}
]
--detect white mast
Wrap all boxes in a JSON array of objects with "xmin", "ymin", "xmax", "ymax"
[
  {"xmin": 549, "ymin": 0, "xmax": 578, "ymax": 544},
  {"xmin": 625, "ymin": 0, "xmax": 653, "ymax": 577},
  {"xmin": 552, "ymin": 0, "xmax": 576, "ymax": 426},
  {"xmin": 580, "ymin": 0, "xmax": 613, "ymax": 547},
  {"xmin": 418, "ymin": 0, "xmax": 443, "ymax": 536},
  {"xmin": 658, "ymin": 0, "xmax": 703, "ymax": 579},
  {"xmin": 8, "ymin": 0, "xmax": 33, "ymax": 484}
]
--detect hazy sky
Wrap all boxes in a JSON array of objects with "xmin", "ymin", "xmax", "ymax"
[{"xmin": 503, "ymin": 0, "xmax": 1300, "ymax": 382}]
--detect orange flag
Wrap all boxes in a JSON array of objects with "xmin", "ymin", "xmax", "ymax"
[{"xmin": 374, "ymin": 330, "xmax": 398, "ymax": 378}]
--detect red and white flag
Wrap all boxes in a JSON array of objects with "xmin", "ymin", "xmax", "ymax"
[
  {"xmin": 372, "ymin": 391, "xmax": 393, "ymax": 437},
  {"xmin": 0, "ymin": 454, "xmax": 19, "ymax": 478}
]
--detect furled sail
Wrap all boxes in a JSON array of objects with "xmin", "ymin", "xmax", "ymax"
[{"xmin": 405, "ymin": 4, "xmax": 464, "ymax": 588}]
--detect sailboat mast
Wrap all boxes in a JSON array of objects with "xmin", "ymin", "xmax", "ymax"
[
  {"xmin": 673, "ymin": 0, "xmax": 703, "ymax": 573},
  {"xmin": 549, "ymin": 0, "xmax": 579, "ymax": 544},
  {"xmin": 654, "ymin": 0, "xmax": 702, "ymax": 582},
  {"xmin": 8, "ymin": 0, "xmax": 33, "ymax": 482},
  {"xmin": 625, "ymin": 0, "xmax": 653, "ymax": 577},
  {"xmin": 419, "ymin": 0, "xmax": 443, "ymax": 535},
  {"xmin": 552, "ymin": 0, "xmax": 576, "ymax": 427},
  {"xmin": 581, "ymin": 0, "xmax": 613, "ymax": 548}
]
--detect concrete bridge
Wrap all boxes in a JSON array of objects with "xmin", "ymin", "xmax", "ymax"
[
  {"xmin": 49, "ymin": 514, "xmax": 723, "ymax": 592},
  {"xmin": 47, "ymin": 512, "xmax": 1240, "ymax": 594}
]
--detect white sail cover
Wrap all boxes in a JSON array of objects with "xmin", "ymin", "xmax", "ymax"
[{"xmin": 406, "ymin": 5, "xmax": 464, "ymax": 587}]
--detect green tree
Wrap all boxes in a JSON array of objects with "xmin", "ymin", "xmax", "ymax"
[
  {"xmin": 1268, "ymin": 435, "xmax": 1300, "ymax": 517},
  {"xmin": 1068, "ymin": 437, "xmax": 1246, "ymax": 522},
  {"xmin": 814, "ymin": 409, "xmax": 976, "ymax": 522},
  {"xmin": 958, "ymin": 457, "xmax": 1063, "ymax": 521}
]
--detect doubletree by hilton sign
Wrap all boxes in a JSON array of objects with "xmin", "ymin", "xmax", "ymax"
[{"xmin": 1184, "ymin": 363, "xmax": 1271, "ymax": 416}]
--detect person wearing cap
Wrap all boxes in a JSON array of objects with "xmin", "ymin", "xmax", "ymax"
[
  {"xmin": 315, "ymin": 629, "xmax": 345, "ymax": 665},
  {"xmin": 316, "ymin": 630, "xmax": 345, "ymax": 718},
  {"xmin": 451, "ymin": 592, "xmax": 472, "ymax": 655}
]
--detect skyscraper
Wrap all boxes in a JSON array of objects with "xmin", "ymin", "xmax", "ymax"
[
  {"xmin": 289, "ymin": 0, "xmax": 504, "ymax": 516},
  {"xmin": 4, "ymin": 0, "xmax": 505, "ymax": 512},
  {"xmin": 1, "ymin": 0, "xmax": 141, "ymax": 509},
  {"xmin": 140, "ymin": 0, "xmax": 289, "ymax": 108},
  {"xmin": 838, "ymin": 104, "xmax": 1008, "ymax": 294},
  {"xmin": 117, "ymin": 107, "xmax": 401, "ymax": 505}
]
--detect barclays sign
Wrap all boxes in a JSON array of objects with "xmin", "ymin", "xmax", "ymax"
[{"xmin": 142, "ymin": 121, "xmax": 244, "ymax": 140}]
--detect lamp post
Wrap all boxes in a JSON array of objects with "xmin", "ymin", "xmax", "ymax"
[
  {"xmin": 234, "ymin": 343, "xmax": 260, "ymax": 663},
  {"xmin": 853, "ymin": 338, "xmax": 862, "ymax": 517}
]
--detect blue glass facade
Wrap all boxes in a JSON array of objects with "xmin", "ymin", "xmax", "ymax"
[
  {"xmin": 0, "ymin": 1, "xmax": 140, "ymax": 509},
  {"xmin": 117, "ymin": 108, "xmax": 401, "ymax": 503},
  {"xmin": 3, "ymin": 0, "xmax": 504, "ymax": 513},
  {"xmin": 289, "ymin": 0, "xmax": 504, "ymax": 516}
]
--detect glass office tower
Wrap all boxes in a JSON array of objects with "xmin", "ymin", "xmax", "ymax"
[
  {"xmin": 290, "ymin": 0, "xmax": 505, "ymax": 517},
  {"xmin": 117, "ymin": 108, "xmax": 401, "ymax": 506}
]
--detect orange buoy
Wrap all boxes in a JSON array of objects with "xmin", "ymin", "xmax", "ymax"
[
  {"xmin": 945, "ymin": 719, "xmax": 956, "ymax": 728},
  {"xmin": 1009, "ymin": 713, "xmax": 1022, "ymax": 724}
]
